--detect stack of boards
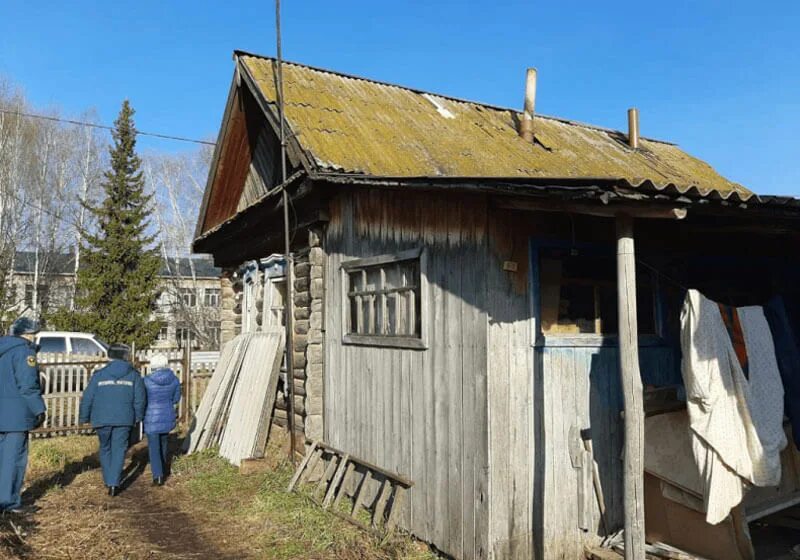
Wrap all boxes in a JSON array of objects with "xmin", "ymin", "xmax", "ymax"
[{"xmin": 185, "ymin": 330, "xmax": 285, "ymax": 465}]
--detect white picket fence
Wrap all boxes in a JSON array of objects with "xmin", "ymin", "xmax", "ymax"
[{"xmin": 34, "ymin": 350, "xmax": 219, "ymax": 436}]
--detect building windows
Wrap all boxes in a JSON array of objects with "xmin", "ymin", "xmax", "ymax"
[
  {"xmin": 176, "ymin": 326, "xmax": 196, "ymax": 349},
  {"xmin": 179, "ymin": 288, "xmax": 197, "ymax": 308},
  {"xmin": 204, "ymin": 288, "xmax": 220, "ymax": 307},
  {"xmin": 157, "ymin": 326, "xmax": 169, "ymax": 341},
  {"xmin": 266, "ymin": 279, "xmax": 286, "ymax": 327},
  {"xmin": 24, "ymin": 284, "xmax": 34, "ymax": 307},
  {"xmin": 538, "ymin": 246, "xmax": 656, "ymax": 336},
  {"xmin": 342, "ymin": 248, "xmax": 425, "ymax": 349}
]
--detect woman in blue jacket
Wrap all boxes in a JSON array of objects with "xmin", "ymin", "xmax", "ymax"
[{"xmin": 143, "ymin": 354, "xmax": 181, "ymax": 486}]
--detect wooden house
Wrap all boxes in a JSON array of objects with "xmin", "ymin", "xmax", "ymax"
[{"xmin": 193, "ymin": 51, "xmax": 800, "ymax": 559}]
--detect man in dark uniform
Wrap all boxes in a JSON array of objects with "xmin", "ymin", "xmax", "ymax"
[
  {"xmin": 79, "ymin": 343, "xmax": 146, "ymax": 496},
  {"xmin": 0, "ymin": 317, "xmax": 46, "ymax": 514}
]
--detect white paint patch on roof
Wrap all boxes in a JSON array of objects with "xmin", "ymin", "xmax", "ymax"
[{"xmin": 422, "ymin": 94, "xmax": 456, "ymax": 119}]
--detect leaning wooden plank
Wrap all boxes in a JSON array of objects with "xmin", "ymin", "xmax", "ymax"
[
  {"xmin": 299, "ymin": 448, "xmax": 324, "ymax": 487},
  {"xmin": 250, "ymin": 327, "xmax": 287, "ymax": 458},
  {"xmin": 371, "ymin": 478, "xmax": 392, "ymax": 529},
  {"xmin": 611, "ymin": 542, "xmax": 708, "ymax": 560},
  {"xmin": 184, "ymin": 335, "xmax": 243, "ymax": 453},
  {"xmin": 584, "ymin": 546, "xmax": 623, "ymax": 560},
  {"xmin": 288, "ymin": 441, "xmax": 319, "ymax": 492},
  {"xmin": 352, "ymin": 470, "xmax": 372, "ymax": 518},
  {"xmin": 187, "ymin": 334, "xmax": 249, "ymax": 453},
  {"xmin": 332, "ymin": 461, "xmax": 356, "ymax": 509},
  {"xmin": 323, "ymin": 455, "xmax": 350, "ymax": 509},
  {"xmin": 385, "ymin": 486, "xmax": 406, "ymax": 532},
  {"xmin": 213, "ymin": 334, "xmax": 257, "ymax": 454},
  {"xmin": 219, "ymin": 330, "xmax": 285, "ymax": 465},
  {"xmin": 314, "ymin": 454, "xmax": 340, "ymax": 500}
]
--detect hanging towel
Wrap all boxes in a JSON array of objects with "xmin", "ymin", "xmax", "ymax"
[
  {"xmin": 737, "ymin": 305, "xmax": 787, "ymax": 480},
  {"xmin": 680, "ymin": 290, "xmax": 786, "ymax": 524},
  {"xmin": 764, "ymin": 295, "xmax": 800, "ymax": 450}
]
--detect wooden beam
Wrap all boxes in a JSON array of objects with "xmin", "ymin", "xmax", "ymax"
[
  {"xmin": 616, "ymin": 215, "xmax": 646, "ymax": 560},
  {"xmin": 494, "ymin": 197, "xmax": 687, "ymax": 220}
]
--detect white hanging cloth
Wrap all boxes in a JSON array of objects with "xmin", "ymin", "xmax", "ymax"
[{"xmin": 680, "ymin": 289, "xmax": 786, "ymax": 524}]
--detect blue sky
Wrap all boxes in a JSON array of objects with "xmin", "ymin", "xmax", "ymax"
[{"xmin": 1, "ymin": 0, "xmax": 799, "ymax": 195}]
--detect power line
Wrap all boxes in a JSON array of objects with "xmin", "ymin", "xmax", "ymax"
[{"xmin": 0, "ymin": 108, "xmax": 216, "ymax": 146}]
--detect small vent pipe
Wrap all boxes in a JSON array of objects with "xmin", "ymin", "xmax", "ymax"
[
  {"xmin": 627, "ymin": 108, "xmax": 640, "ymax": 149},
  {"xmin": 520, "ymin": 68, "xmax": 537, "ymax": 142}
]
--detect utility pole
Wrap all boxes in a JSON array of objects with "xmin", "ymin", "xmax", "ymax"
[{"xmin": 275, "ymin": 0, "xmax": 297, "ymax": 464}]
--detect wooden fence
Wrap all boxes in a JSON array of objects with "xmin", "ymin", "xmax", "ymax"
[{"xmin": 33, "ymin": 349, "xmax": 219, "ymax": 436}]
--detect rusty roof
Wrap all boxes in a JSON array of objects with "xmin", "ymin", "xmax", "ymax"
[{"xmin": 240, "ymin": 53, "xmax": 749, "ymax": 196}]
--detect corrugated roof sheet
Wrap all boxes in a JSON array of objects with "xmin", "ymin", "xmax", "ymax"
[{"xmin": 241, "ymin": 54, "xmax": 749, "ymax": 196}]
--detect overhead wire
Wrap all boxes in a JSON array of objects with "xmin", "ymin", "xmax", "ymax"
[{"xmin": 0, "ymin": 108, "xmax": 216, "ymax": 146}]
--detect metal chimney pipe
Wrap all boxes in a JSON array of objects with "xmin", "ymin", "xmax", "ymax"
[
  {"xmin": 627, "ymin": 108, "xmax": 640, "ymax": 149},
  {"xmin": 520, "ymin": 68, "xmax": 537, "ymax": 142}
]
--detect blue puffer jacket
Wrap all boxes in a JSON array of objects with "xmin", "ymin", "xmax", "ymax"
[
  {"xmin": 79, "ymin": 360, "xmax": 146, "ymax": 428},
  {"xmin": 0, "ymin": 336, "xmax": 46, "ymax": 432},
  {"xmin": 143, "ymin": 368, "xmax": 180, "ymax": 434}
]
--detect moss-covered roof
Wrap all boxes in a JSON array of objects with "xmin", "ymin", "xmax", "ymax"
[{"xmin": 241, "ymin": 54, "xmax": 748, "ymax": 195}]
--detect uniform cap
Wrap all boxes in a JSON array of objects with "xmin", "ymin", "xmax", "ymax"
[
  {"xmin": 108, "ymin": 343, "xmax": 132, "ymax": 361},
  {"xmin": 9, "ymin": 317, "xmax": 41, "ymax": 337}
]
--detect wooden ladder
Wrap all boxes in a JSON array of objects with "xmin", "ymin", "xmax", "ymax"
[{"xmin": 288, "ymin": 440, "xmax": 413, "ymax": 535}]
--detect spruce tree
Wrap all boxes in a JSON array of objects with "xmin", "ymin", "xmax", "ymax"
[{"xmin": 72, "ymin": 100, "xmax": 161, "ymax": 348}]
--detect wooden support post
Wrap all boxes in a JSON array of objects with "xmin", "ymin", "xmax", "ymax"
[{"xmin": 616, "ymin": 215, "xmax": 645, "ymax": 560}]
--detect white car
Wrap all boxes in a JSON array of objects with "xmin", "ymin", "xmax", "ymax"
[{"xmin": 35, "ymin": 331, "xmax": 109, "ymax": 356}]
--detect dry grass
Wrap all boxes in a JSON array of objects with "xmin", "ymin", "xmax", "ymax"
[{"xmin": 0, "ymin": 434, "xmax": 437, "ymax": 560}]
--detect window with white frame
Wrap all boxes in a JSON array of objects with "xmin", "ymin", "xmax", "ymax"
[
  {"xmin": 265, "ymin": 277, "xmax": 286, "ymax": 327},
  {"xmin": 179, "ymin": 288, "xmax": 197, "ymax": 308},
  {"xmin": 157, "ymin": 326, "xmax": 169, "ymax": 341},
  {"xmin": 204, "ymin": 288, "xmax": 220, "ymax": 307},
  {"xmin": 342, "ymin": 248, "xmax": 424, "ymax": 348},
  {"xmin": 176, "ymin": 326, "xmax": 196, "ymax": 349}
]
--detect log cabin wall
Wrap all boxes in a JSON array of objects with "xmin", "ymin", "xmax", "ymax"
[
  {"xmin": 289, "ymin": 229, "xmax": 326, "ymax": 440},
  {"xmin": 219, "ymin": 269, "xmax": 240, "ymax": 344}
]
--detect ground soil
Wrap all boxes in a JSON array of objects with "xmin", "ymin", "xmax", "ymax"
[
  {"xmin": 0, "ymin": 435, "xmax": 434, "ymax": 560},
  {"xmin": 0, "ymin": 439, "xmax": 254, "ymax": 560}
]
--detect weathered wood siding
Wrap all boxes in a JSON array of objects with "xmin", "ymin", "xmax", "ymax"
[
  {"xmin": 538, "ymin": 343, "xmax": 678, "ymax": 559},
  {"xmin": 485, "ymin": 211, "xmax": 537, "ymax": 560},
  {"xmin": 237, "ymin": 126, "xmax": 281, "ymax": 212},
  {"xmin": 325, "ymin": 190, "xmax": 491, "ymax": 559},
  {"xmin": 488, "ymin": 212, "xmax": 684, "ymax": 560},
  {"xmin": 324, "ymin": 194, "xmax": 680, "ymax": 560}
]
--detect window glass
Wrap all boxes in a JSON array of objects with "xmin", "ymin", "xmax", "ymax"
[
  {"xmin": 268, "ymin": 280, "xmax": 286, "ymax": 327},
  {"xmin": 39, "ymin": 336, "xmax": 67, "ymax": 354},
  {"xmin": 71, "ymin": 337, "xmax": 104, "ymax": 356},
  {"xmin": 539, "ymin": 246, "xmax": 656, "ymax": 336},
  {"xmin": 176, "ymin": 326, "xmax": 197, "ymax": 349},
  {"xmin": 157, "ymin": 326, "xmax": 169, "ymax": 341},
  {"xmin": 204, "ymin": 288, "xmax": 220, "ymax": 307},
  {"xmin": 345, "ymin": 254, "xmax": 422, "ymax": 339},
  {"xmin": 179, "ymin": 288, "xmax": 197, "ymax": 307}
]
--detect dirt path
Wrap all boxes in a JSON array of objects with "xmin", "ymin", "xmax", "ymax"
[{"xmin": 2, "ymin": 440, "xmax": 250, "ymax": 560}]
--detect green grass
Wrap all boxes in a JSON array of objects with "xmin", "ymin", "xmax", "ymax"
[
  {"xmin": 28, "ymin": 435, "xmax": 97, "ymax": 474},
  {"xmin": 173, "ymin": 449, "xmax": 438, "ymax": 560},
  {"xmin": 26, "ymin": 438, "xmax": 439, "ymax": 560}
]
